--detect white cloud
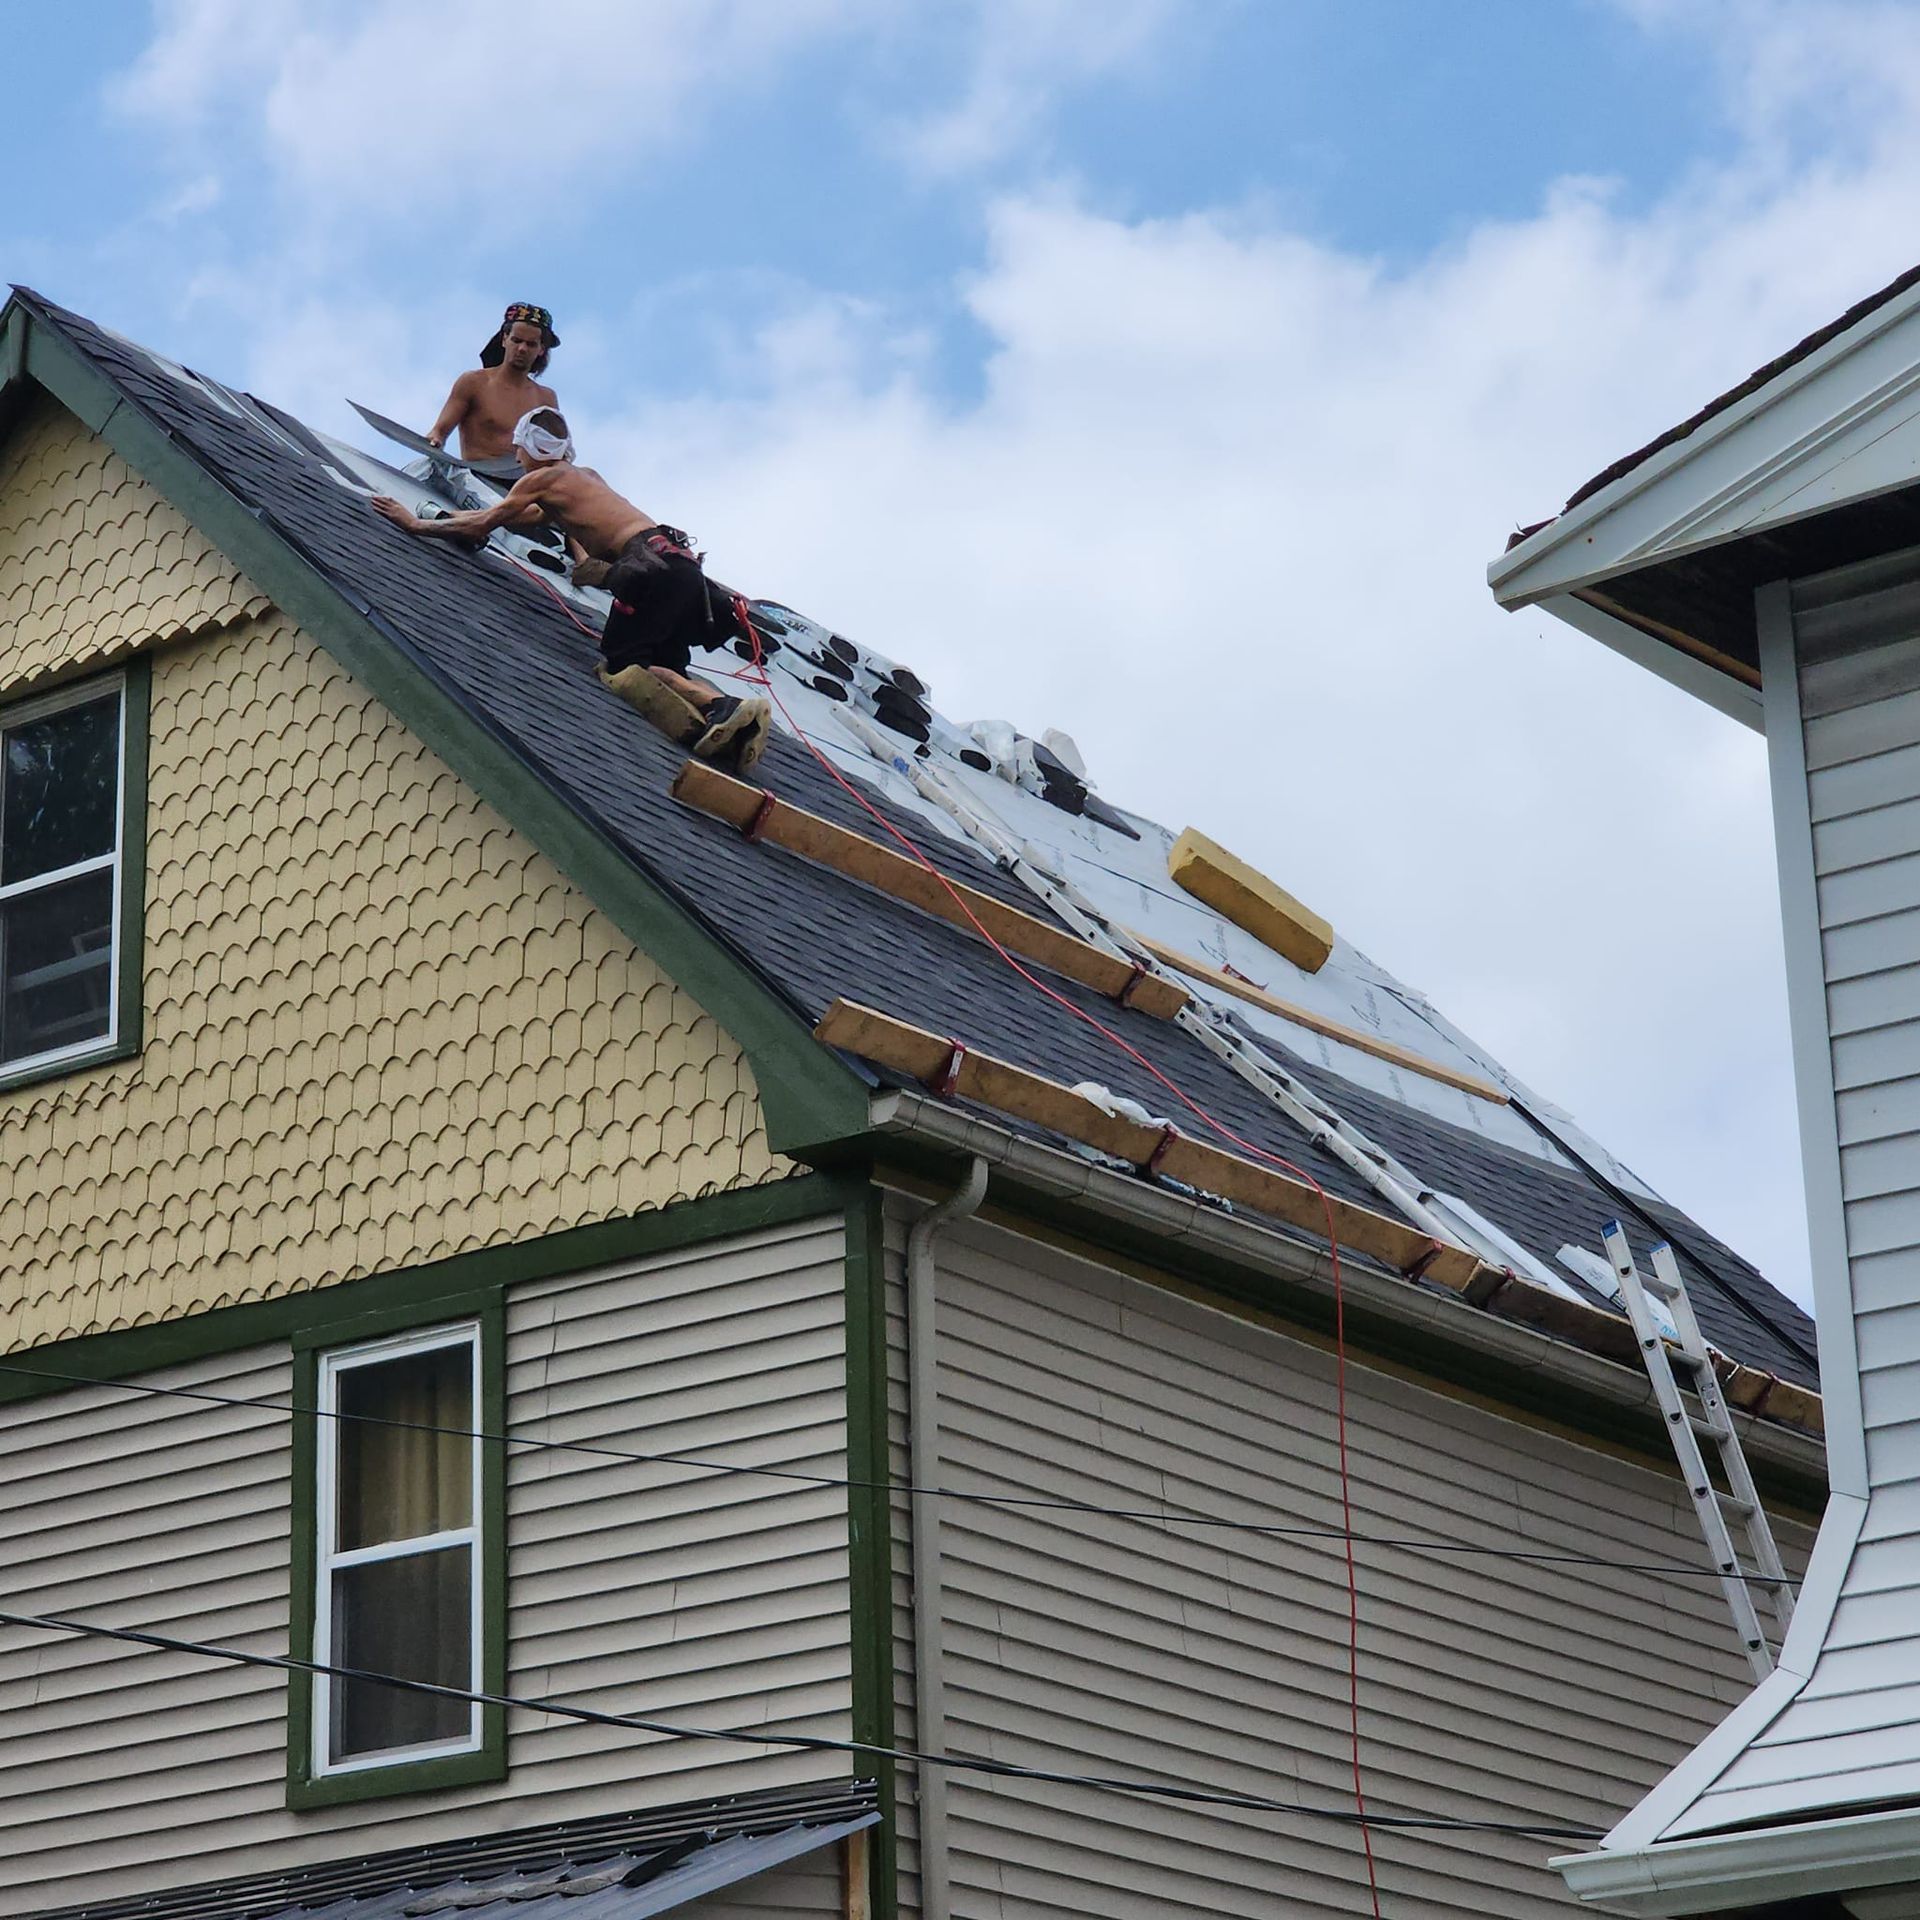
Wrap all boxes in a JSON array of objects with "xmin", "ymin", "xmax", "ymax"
[
  {"xmin": 115, "ymin": 0, "xmax": 867, "ymax": 224},
  {"xmin": 884, "ymin": 0, "xmax": 1179, "ymax": 177},
  {"xmin": 110, "ymin": 0, "xmax": 1171, "ymax": 224},
  {"xmin": 109, "ymin": 0, "xmax": 301, "ymax": 124},
  {"xmin": 557, "ymin": 4, "xmax": 1920, "ymax": 1311}
]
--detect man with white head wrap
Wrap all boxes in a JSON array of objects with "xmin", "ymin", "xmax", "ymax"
[{"xmin": 370, "ymin": 407, "xmax": 771, "ymax": 770}]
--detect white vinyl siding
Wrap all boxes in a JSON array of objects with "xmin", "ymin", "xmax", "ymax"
[
  {"xmin": 0, "ymin": 1217, "xmax": 853, "ymax": 1917},
  {"xmin": 886, "ymin": 1210, "xmax": 1812, "ymax": 1920},
  {"xmin": 1663, "ymin": 579, "xmax": 1920, "ymax": 1837}
]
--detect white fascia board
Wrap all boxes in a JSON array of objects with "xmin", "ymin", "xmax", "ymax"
[
  {"xmin": 1555, "ymin": 1793, "xmax": 1920, "ymax": 1914},
  {"xmin": 1539, "ymin": 591, "xmax": 1764, "ymax": 731},
  {"xmin": 1490, "ymin": 278, "xmax": 1920, "ymax": 610}
]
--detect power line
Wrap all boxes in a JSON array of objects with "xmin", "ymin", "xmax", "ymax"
[
  {"xmin": 0, "ymin": 1604, "xmax": 1606, "ymax": 1845},
  {"xmin": 0, "ymin": 1359, "xmax": 1782, "ymax": 1589}
]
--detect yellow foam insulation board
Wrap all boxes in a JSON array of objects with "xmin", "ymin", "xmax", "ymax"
[{"xmin": 1168, "ymin": 828, "xmax": 1335, "ymax": 974}]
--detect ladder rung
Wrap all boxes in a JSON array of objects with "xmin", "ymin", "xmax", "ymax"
[
  {"xmin": 1715, "ymin": 1492, "xmax": 1757, "ymax": 1520},
  {"xmin": 1687, "ymin": 1413, "xmax": 1731, "ymax": 1442}
]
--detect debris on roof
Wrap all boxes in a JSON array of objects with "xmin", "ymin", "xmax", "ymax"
[{"xmin": 3, "ymin": 285, "xmax": 1822, "ymax": 1413}]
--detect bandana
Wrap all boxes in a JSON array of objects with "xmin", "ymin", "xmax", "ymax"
[
  {"xmin": 512, "ymin": 409, "xmax": 575, "ymax": 463},
  {"xmin": 502, "ymin": 302, "xmax": 559, "ymax": 346}
]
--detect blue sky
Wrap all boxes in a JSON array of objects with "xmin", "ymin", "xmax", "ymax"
[
  {"xmin": 11, "ymin": 2, "xmax": 1735, "ymax": 422},
  {"xmin": 15, "ymin": 0, "xmax": 1920, "ymax": 1309}
]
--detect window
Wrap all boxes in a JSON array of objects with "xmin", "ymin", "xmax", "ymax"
[
  {"xmin": 0, "ymin": 669, "xmax": 145, "ymax": 1085},
  {"xmin": 312, "ymin": 1323, "xmax": 484, "ymax": 1777}
]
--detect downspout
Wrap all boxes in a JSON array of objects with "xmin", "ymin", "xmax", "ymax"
[{"xmin": 906, "ymin": 1156, "xmax": 988, "ymax": 1920}]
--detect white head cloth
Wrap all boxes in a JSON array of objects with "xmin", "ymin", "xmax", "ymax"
[{"xmin": 512, "ymin": 410, "xmax": 574, "ymax": 462}]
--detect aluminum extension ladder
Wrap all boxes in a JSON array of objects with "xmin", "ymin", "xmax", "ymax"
[{"xmin": 1601, "ymin": 1221, "xmax": 1797, "ymax": 1680}]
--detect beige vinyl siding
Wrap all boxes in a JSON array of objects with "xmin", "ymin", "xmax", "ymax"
[
  {"xmin": 678, "ymin": 1844, "xmax": 847, "ymax": 1917},
  {"xmin": 887, "ymin": 1210, "xmax": 1812, "ymax": 1919},
  {"xmin": 0, "ymin": 1219, "xmax": 853, "ymax": 1917}
]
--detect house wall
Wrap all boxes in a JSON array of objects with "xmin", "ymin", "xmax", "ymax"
[
  {"xmin": 679, "ymin": 1845, "xmax": 848, "ymax": 1918},
  {"xmin": 0, "ymin": 392, "xmax": 788, "ymax": 1351},
  {"xmin": 0, "ymin": 1217, "xmax": 854, "ymax": 1916},
  {"xmin": 885, "ymin": 1208, "xmax": 1816, "ymax": 1920},
  {"xmin": 0, "ymin": 391, "xmax": 269, "ymax": 688},
  {"xmin": 1648, "ymin": 555, "xmax": 1920, "ymax": 1840}
]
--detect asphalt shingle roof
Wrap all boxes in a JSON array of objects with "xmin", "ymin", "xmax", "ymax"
[{"xmin": 18, "ymin": 292, "xmax": 1819, "ymax": 1392}]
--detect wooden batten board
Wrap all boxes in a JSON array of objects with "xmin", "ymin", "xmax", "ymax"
[
  {"xmin": 814, "ymin": 999, "xmax": 1827, "ymax": 1440},
  {"xmin": 672, "ymin": 761, "xmax": 1188, "ymax": 1020},
  {"xmin": 1130, "ymin": 933, "xmax": 1510, "ymax": 1103},
  {"xmin": 812, "ymin": 997, "xmax": 1478, "ymax": 1290}
]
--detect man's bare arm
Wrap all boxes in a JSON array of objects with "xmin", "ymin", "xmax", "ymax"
[
  {"xmin": 371, "ymin": 468, "xmax": 554, "ymax": 543},
  {"xmin": 425, "ymin": 372, "xmax": 476, "ymax": 450}
]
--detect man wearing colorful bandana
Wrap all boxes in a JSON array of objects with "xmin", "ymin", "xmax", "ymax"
[
  {"xmin": 425, "ymin": 302, "xmax": 561, "ymax": 481},
  {"xmin": 370, "ymin": 408, "xmax": 772, "ymax": 772}
]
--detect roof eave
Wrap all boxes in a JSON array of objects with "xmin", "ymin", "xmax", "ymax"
[
  {"xmin": 1540, "ymin": 590, "xmax": 1764, "ymax": 730},
  {"xmin": 1554, "ymin": 1797, "xmax": 1920, "ymax": 1915},
  {"xmin": 1488, "ymin": 274, "xmax": 1920, "ymax": 611},
  {"xmin": 870, "ymin": 1090, "xmax": 1828, "ymax": 1482}
]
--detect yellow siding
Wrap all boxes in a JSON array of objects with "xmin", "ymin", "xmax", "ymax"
[
  {"xmin": 0, "ymin": 393, "xmax": 269, "ymax": 689},
  {"xmin": 1, "ymin": 401, "xmax": 787, "ymax": 1351}
]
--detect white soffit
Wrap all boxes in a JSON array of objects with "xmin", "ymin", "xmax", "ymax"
[{"xmin": 1489, "ymin": 276, "xmax": 1920, "ymax": 611}]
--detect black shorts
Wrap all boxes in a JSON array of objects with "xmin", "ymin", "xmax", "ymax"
[{"xmin": 599, "ymin": 528, "xmax": 709, "ymax": 677}]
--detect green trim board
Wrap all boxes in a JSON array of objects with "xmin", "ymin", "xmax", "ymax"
[
  {"xmin": 839, "ymin": 1176, "xmax": 899, "ymax": 1920},
  {"xmin": 116, "ymin": 653, "xmax": 150, "ymax": 1063},
  {"xmin": 0, "ymin": 295, "xmax": 871, "ymax": 1158},
  {"xmin": 0, "ymin": 656, "xmax": 150, "ymax": 1095},
  {"xmin": 0, "ymin": 1176, "xmax": 842, "ymax": 1402},
  {"xmin": 285, "ymin": 1295, "xmax": 509, "ymax": 1809}
]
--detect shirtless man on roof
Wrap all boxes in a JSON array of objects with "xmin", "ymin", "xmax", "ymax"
[
  {"xmin": 370, "ymin": 407, "xmax": 770, "ymax": 770},
  {"xmin": 424, "ymin": 302, "xmax": 561, "ymax": 481}
]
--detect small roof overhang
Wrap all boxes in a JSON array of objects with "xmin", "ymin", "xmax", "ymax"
[
  {"xmin": 1553, "ymin": 1799, "xmax": 1920, "ymax": 1915},
  {"xmin": 264, "ymin": 1818, "xmax": 881, "ymax": 1920},
  {"xmin": 1488, "ymin": 261, "xmax": 1920, "ymax": 724}
]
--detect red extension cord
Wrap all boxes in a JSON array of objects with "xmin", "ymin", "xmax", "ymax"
[{"xmin": 519, "ymin": 557, "xmax": 1384, "ymax": 1913}]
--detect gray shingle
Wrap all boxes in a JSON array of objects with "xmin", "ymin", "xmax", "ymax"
[{"xmin": 18, "ymin": 291, "xmax": 1818, "ymax": 1391}]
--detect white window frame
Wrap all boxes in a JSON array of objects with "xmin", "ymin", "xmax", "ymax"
[
  {"xmin": 0, "ymin": 673, "xmax": 129, "ymax": 1079},
  {"xmin": 312, "ymin": 1320, "xmax": 484, "ymax": 1777}
]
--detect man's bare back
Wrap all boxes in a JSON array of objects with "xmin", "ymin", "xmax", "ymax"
[
  {"xmin": 369, "ymin": 435, "xmax": 656, "ymax": 559},
  {"xmin": 500, "ymin": 462, "xmax": 656, "ymax": 556}
]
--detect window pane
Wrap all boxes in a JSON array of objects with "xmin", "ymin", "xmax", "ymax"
[
  {"xmin": 330, "ymin": 1544, "xmax": 472, "ymax": 1760},
  {"xmin": 335, "ymin": 1342, "xmax": 472, "ymax": 1550},
  {"xmin": 0, "ymin": 868, "xmax": 114, "ymax": 1065},
  {"xmin": 2, "ymin": 695, "xmax": 119, "ymax": 885}
]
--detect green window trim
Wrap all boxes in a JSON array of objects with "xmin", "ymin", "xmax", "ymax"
[
  {"xmin": 0, "ymin": 655, "xmax": 149, "ymax": 1095},
  {"xmin": 286, "ymin": 1289, "xmax": 509, "ymax": 1809}
]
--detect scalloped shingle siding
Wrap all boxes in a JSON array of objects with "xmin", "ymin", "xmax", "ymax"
[
  {"xmin": 0, "ymin": 393, "xmax": 270, "ymax": 687},
  {"xmin": 1, "ymin": 399, "xmax": 786, "ymax": 1350}
]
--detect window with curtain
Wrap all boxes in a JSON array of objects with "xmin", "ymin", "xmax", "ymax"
[
  {"xmin": 0, "ymin": 675, "xmax": 126, "ymax": 1075},
  {"xmin": 314, "ymin": 1324, "xmax": 482, "ymax": 1772}
]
